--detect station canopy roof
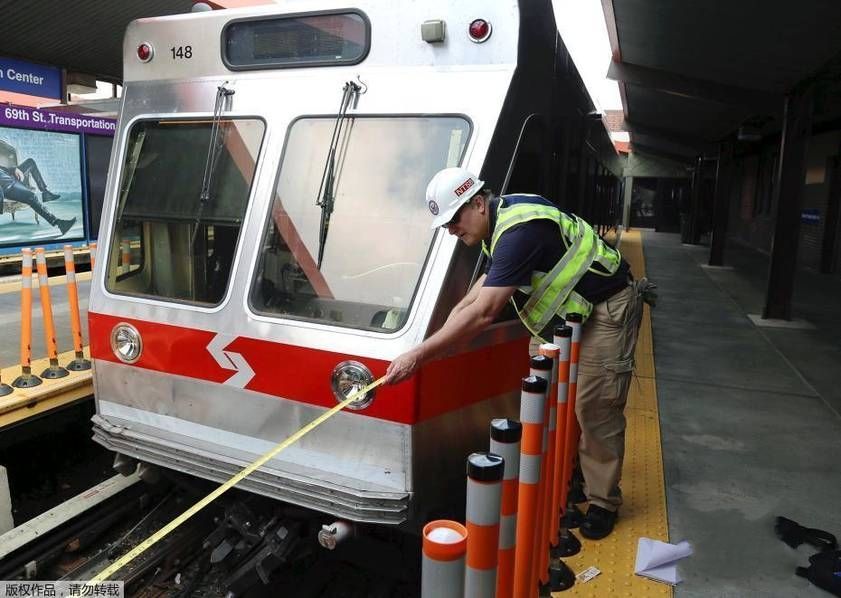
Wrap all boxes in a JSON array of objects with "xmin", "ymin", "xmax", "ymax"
[
  {"xmin": 0, "ymin": 0, "xmax": 194, "ymax": 83},
  {"xmin": 602, "ymin": 0, "xmax": 841, "ymax": 162}
]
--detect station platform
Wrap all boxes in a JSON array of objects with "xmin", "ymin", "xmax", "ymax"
[
  {"xmin": 0, "ymin": 349, "xmax": 92, "ymax": 431},
  {"xmin": 566, "ymin": 230, "xmax": 841, "ymax": 597},
  {"xmin": 649, "ymin": 231, "xmax": 841, "ymax": 597},
  {"xmin": 0, "ymin": 262, "xmax": 92, "ymax": 430}
]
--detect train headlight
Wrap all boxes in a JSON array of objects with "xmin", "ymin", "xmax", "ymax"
[
  {"xmin": 331, "ymin": 361, "xmax": 375, "ymax": 411},
  {"xmin": 111, "ymin": 323, "xmax": 143, "ymax": 364}
]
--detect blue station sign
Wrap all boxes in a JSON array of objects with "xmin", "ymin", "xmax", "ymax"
[
  {"xmin": 0, "ymin": 56, "xmax": 62, "ymax": 99},
  {"xmin": 801, "ymin": 208, "xmax": 821, "ymax": 224}
]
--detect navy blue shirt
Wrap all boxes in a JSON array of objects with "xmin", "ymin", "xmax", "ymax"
[{"xmin": 483, "ymin": 194, "xmax": 629, "ymax": 303}]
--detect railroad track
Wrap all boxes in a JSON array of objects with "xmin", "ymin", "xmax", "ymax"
[{"xmin": 0, "ymin": 467, "xmax": 421, "ymax": 597}]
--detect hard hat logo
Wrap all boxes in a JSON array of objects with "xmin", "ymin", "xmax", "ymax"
[
  {"xmin": 428, "ymin": 200, "xmax": 439, "ymax": 215},
  {"xmin": 454, "ymin": 178, "xmax": 475, "ymax": 198}
]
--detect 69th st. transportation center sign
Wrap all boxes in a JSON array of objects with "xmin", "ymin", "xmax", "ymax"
[{"xmin": 1, "ymin": 105, "xmax": 116, "ymax": 136}]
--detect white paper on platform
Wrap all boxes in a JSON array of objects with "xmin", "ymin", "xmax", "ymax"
[{"xmin": 634, "ymin": 537, "xmax": 693, "ymax": 585}]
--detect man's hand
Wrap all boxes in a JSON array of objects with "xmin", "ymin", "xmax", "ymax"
[
  {"xmin": 13, "ymin": 168, "xmax": 24, "ymax": 181},
  {"xmin": 385, "ymin": 284, "xmax": 514, "ymax": 386},
  {"xmin": 385, "ymin": 349, "xmax": 422, "ymax": 385}
]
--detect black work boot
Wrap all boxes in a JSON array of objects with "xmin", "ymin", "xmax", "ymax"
[
  {"xmin": 42, "ymin": 189, "xmax": 61, "ymax": 202},
  {"xmin": 579, "ymin": 505, "xmax": 618, "ymax": 540}
]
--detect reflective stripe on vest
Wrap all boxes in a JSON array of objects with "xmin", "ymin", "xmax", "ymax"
[{"xmin": 481, "ymin": 199, "xmax": 620, "ymax": 334}]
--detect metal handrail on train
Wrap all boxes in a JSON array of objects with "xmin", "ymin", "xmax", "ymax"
[{"xmin": 466, "ymin": 113, "xmax": 542, "ymax": 289}]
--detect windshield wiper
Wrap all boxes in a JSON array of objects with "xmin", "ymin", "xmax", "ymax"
[
  {"xmin": 315, "ymin": 80, "xmax": 363, "ymax": 269},
  {"xmin": 192, "ymin": 82, "xmax": 235, "ymax": 247}
]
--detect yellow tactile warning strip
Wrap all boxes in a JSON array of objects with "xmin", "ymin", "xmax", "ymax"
[
  {"xmin": 555, "ymin": 229, "xmax": 670, "ymax": 597},
  {"xmin": 0, "ymin": 348, "xmax": 93, "ymax": 430}
]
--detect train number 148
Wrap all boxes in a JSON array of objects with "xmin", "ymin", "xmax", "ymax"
[{"xmin": 170, "ymin": 46, "xmax": 193, "ymax": 59}]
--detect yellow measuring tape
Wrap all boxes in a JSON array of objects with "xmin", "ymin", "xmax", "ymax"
[{"xmin": 91, "ymin": 376, "xmax": 386, "ymax": 582}]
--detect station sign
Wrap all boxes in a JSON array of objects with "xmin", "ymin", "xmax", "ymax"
[
  {"xmin": 801, "ymin": 208, "xmax": 821, "ymax": 224},
  {"xmin": 0, "ymin": 56, "xmax": 62, "ymax": 99},
  {"xmin": 0, "ymin": 104, "xmax": 115, "ymax": 136}
]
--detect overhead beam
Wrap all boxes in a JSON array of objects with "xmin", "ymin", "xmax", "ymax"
[
  {"xmin": 608, "ymin": 60, "xmax": 781, "ymax": 113},
  {"xmin": 630, "ymin": 142, "xmax": 696, "ymax": 167},
  {"xmin": 622, "ymin": 119, "xmax": 717, "ymax": 154}
]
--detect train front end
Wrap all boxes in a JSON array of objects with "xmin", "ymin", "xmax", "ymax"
[{"xmin": 88, "ymin": 1, "xmax": 527, "ymax": 527}]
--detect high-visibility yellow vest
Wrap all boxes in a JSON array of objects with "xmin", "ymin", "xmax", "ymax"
[{"xmin": 481, "ymin": 197, "xmax": 622, "ymax": 339}]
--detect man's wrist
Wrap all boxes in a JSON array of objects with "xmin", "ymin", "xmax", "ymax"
[{"xmin": 410, "ymin": 345, "xmax": 426, "ymax": 364}]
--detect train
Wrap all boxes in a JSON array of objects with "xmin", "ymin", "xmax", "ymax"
[{"xmin": 87, "ymin": 0, "xmax": 623, "ymax": 536}]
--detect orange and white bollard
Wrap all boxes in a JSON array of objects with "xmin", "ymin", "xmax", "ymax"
[
  {"xmin": 89, "ymin": 241, "xmax": 97, "ymax": 271},
  {"xmin": 35, "ymin": 247, "xmax": 68, "ymax": 379},
  {"xmin": 538, "ymin": 343, "xmax": 561, "ymax": 578},
  {"xmin": 549, "ymin": 324, "xmax": 578, "ymax": 591},
  {"xmin": 512, "ymin": 374, "xmax": 547, "ymax": 598},
  {"xmin": 490, "ymin": 418, "xmax": 521, "ymax": 598},
  {"xmin": 12, "ymin": 249, "xmax": 42, "ymax": 389},
  {"xmin": 562, "ymin": 313, "xmax": 584, "ymax": 528},
  {"xmin": 121, "ymin": 239, "xmax": 131, "ymax": 274},
  {"xmin": 465, "ymin": 452, "xmax": 505, "ymax": 597},
  {"xmin": 551, "ymin": 324, "xmax": 573, "ymax": 545},
  {"xmin": 528, "ymin": 354, "xmax": 553, "ymax": 589},
  {"xmin": 63, "ymin": 246, "xmax": 91, "ymax": 371},
  {"xmin": 422, "ymin": 520, "xmax": 468, "ymax": 598}
]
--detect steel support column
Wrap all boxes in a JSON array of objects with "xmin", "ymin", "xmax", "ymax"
[
  {"xmin": 687, "ymin": 157, "xmax": 703, "ymax": 244},
  {"xmin": 820, "ymin": 155, "xmax": 841, "ymax": 274},
  {"xmin": 763, "ymin": 87, "xmax": 814, "ymax": 320},
  {"xmin": 622, "ymin": 176, "xmax": 633, "ymax": 230},
  {"xmin": 709, "ymin": 139, "xmax": 735, "ymax": 266}
]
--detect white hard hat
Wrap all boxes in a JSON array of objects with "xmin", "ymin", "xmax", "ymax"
[{"xmin": 425, "ymin": 167, "xmax": 485, "ymax": 229}]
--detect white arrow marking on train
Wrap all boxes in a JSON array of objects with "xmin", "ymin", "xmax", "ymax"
[{"xmin": 206, "ymin": 333, "xmax": 255, "ymax": 388}]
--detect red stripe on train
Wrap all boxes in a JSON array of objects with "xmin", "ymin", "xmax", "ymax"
[{"xmin": 89, "ymin": 312, "xmax": 529, "ymax": 425}]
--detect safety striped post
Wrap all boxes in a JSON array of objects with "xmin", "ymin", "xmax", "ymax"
[
  {"xmin": 512, "ymin": 374, "xmax": 547, "ymax": 598},
  {"xmin": 89, "ymin": 241, "xmax": 97, "ymax": 271},
  {"xmin": 562, "ymin": 313, "xmax": 584, "ymax": 529},
  {"xmin": 35, "ymin": 247, "xmax": 68, "ymax": 379},
  {"xmin": 422, "ymin": 520, "xmax": 467, "ymax": 598},
  {"xmin": 538, "ymin": 343, "xmax": 561, "ymax": 578},
  {"xmin": 63, "ymin": 246, "xmax": 91, "ymax": 371},
  {"xmin": 12, "ymin": 249, "xmax": 42, "ymax": 389},
  {"xmin": 528, "ymin": 354, "xmax": 553, "ymax": 589},
  {"xmin": 465, "ymin": 452, "xmax": 505, "ymax": 597},
  {"xmin": 490, "ymin": 419, "xmax": 522, "ymax": 598},
  {"xmin": 551, "ymin": 325, "xmax": 574, "ymax": 548},
  {"xmin": 549, "ymin": 325, "xmax": 579, "ymax": 590},
  {"xmin": 121, "ymin": 239, "xmax": 131, "ymax": 274}
]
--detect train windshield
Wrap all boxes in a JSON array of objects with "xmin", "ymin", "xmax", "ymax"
[
  {"xmin": 251, "ymin": 116, "xmax": 470, "ymax": 332},
  {"xmin": 105, "ymin": 118, "xmax": 264, "ymax": 305}
]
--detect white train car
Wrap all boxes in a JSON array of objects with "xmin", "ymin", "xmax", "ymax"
[{"xmin": 88, "ymin": 0, "xmax": 618, "ymax": 530}]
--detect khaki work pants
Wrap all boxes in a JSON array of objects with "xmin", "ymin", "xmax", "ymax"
[{"xmin": 576, "ymin": 283, "xmax": 643, "ymax": 511}]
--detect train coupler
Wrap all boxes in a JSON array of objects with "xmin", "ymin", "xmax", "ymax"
[{"xmin": 203, "ymin": 501, "xmax": 312, "ymax": 597}]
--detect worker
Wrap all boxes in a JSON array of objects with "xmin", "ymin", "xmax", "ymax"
[{"xmin": 385, "ymin": 166, "xmax": 648, "ymax": 540}]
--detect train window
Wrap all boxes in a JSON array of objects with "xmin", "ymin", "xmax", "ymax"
[
  {"xmin": 224, "ymin": 11, "xmax": 370, "ymax": 70},
  {"xmin": 106, "ymin": 118, "xmax": 265, "ymax": 305},
  {"xmin": 251, "ymin": 115, "xmax": 471, "ymax": 332}
]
